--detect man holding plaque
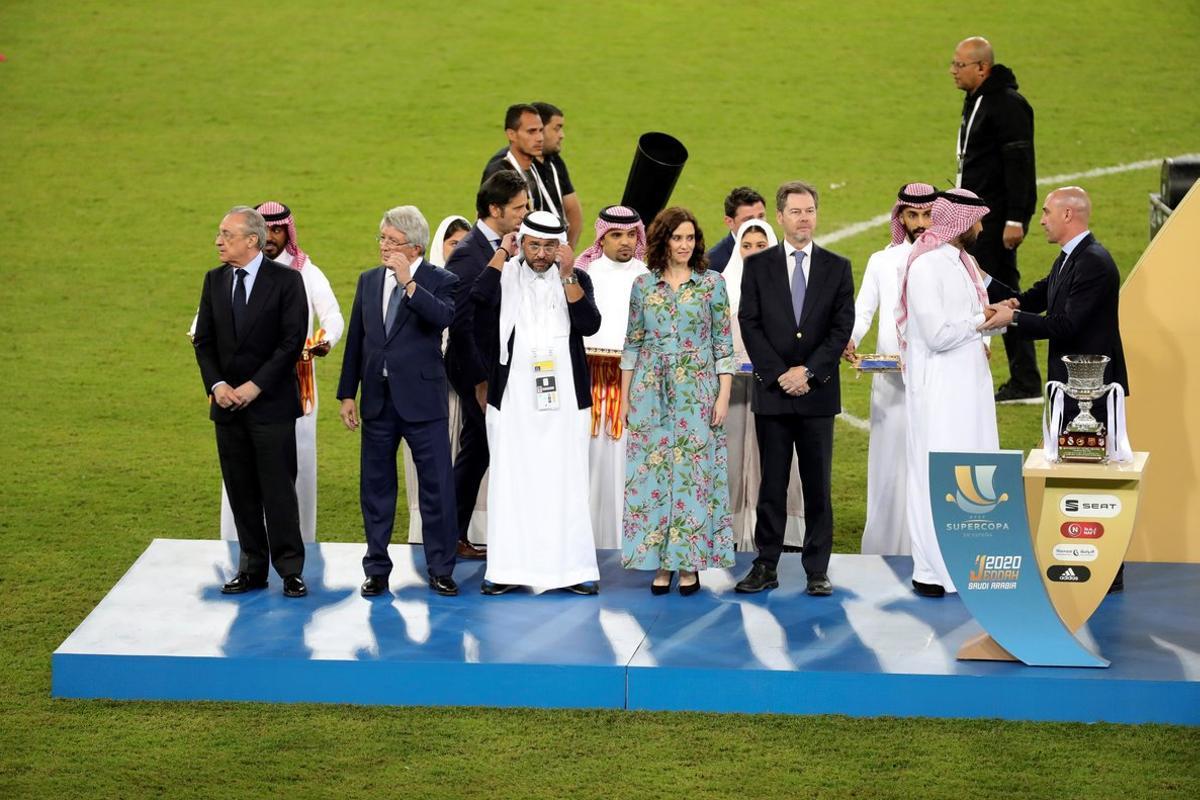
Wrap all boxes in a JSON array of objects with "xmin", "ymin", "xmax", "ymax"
[
  {"xmin": 897, "ymin": 189, "xmax": 1002, "ymax": 598},
  {"xmin": 844, "ymin": 183, "xmax": 938, "ymax": 556},
  {"xmin": 575, "ymin": 205, "xmax": 649, "ymax": 549}
]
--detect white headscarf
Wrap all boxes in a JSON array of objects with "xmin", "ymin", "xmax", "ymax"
[
  {"xmin": 498, "ymin": 211, "xmax": 569, "ymax": 365},
  {"xmin": 724, "ymin": 218, "xmax": 778, "ymax": 314},
  {"xmin": 428, "ymin": 214, "xmax": 470, "ymax": 267},
  {"xmin": 724, "ymin": 219, "xmax": 777, "ymax": 363}
]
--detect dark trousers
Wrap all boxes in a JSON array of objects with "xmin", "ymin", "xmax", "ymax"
[
  {"xmin": 451, "ymin": 381, "xmax": 488, "ymax": 541},
  {"xmin": 215, "ymin": 418, "xmax": 305, "ymax": 579},
  {"xmin": 972, "ymin": 224, "xmax": 1042, "ymax": 391},
  {"xmin": 753, "ymin": 413, "xmax": 835, "ymax": 576},
  {"xmin": 360, "ymin": 383, "xmax": 457, "ymax": 578}
]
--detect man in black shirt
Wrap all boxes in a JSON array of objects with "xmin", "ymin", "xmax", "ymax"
[
  {"xmin": 951, "ymin": 36, "xmax": 1041, "ymax": 401},
  {"xmin": 482, "ymin": 102, "xmax": 582, "ymax": 248}
]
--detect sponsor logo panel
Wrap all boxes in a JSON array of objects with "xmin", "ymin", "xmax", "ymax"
[
  {"xmin": 1047, "ymin": 565, "xmax": 1092, "ymax": 583},
  {"xmin": 1060, "ymin": 494, "xmax": 1122, "ymax": 518},
  {"xmin": 1051, "ymin": 543, "xmax": 1099, "ymax": 562},
  {"xmin": 1060, "ymin": 521, "xmax": 1104, "ymax": 539}
]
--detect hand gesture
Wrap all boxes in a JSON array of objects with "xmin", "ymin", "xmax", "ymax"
[
  {"xmin": 1002, "ymin": 225, "xmax": 1026, "ymax": 250},
  {"xmin": 340, "ymin": 398, "xmax": 359, "ymax": 431},
  {"xmin": 842, "ymin": 339, "xmax": 858, "ymax": 364},
  {"xmin": 384, "ymin": 248, "xmax": 414, "ymax": 285},
  {"xmin": 499, "ymin": 233, "xmax": 519, "ymax": 259},
  {"xmin": 557, "ymin": 242, "xmax": 576, "ymax": 277}
]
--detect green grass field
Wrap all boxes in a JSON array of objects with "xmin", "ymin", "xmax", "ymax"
[{"xmin": 3, "ymin": 1, "xmax": 1199, "ymax": 797}]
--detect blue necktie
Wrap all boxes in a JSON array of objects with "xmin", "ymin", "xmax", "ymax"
[
  {"xmin": 791, "ymin": 251, "xmax": 807, "ymax": 325},
  {"xmin": 232, "ymin": 268, "xmax": 247, "ymax": 335},
  {"xmin": 384, "ymin": 277, "xmax": 403, "ymax": 335}
]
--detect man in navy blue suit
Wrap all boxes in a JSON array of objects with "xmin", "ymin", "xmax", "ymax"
[
  {"xmin": 337, "ymin": 206, "xmax": 461, "ymax": 597},
  {"xmin": 443, "ymin": 171, "xmax": 529, "ymax": 559},
  {"xmin": 705, "ymin": 186, "xmax": 767, "ymax": 273}
]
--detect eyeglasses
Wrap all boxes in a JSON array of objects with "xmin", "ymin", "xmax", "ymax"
[
  {"xmin": 949, "ymin": 60, "xmax": 983, "ymax": 71},
  {"xmin": 378, "ymin": 234, "xmax": 413, "ymax": 248},
  {"xmin": 218, "ymin": 230, "xmax": 248, "ymax": 242},
  {"xmin": 524, "ymin": 242, "xmax": 560, "ymax": 255}
]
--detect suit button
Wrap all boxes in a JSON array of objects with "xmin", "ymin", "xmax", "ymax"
[{"xmin": 796, "ymin": 332, "xmax": 803, "ymax": 339}]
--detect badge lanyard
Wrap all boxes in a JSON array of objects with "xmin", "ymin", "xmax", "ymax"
[
  {"xmin": 506, "ymin": 150, "xmax": 562, "ymax": 220},
  {"xmin": 955, "ymin": 95, "xmax": 983, "ymax": 188},
  {"xmin": 526, "ymin": 270, "xmax": 562, "ymax": 412}
]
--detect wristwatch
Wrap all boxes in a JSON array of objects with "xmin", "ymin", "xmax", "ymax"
[
  {"xmin": 804, "ymin": 367, "xmax": 815, "ymax": 381},
  {"xmin": 1009, "ymin": 310, "xmax": 1020, "ymax": 327},
  {"xmin": 561, "ymin": 272, "xmax": 579, "ymax": 286}
]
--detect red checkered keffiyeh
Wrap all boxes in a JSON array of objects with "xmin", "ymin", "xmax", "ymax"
[
  {"xmin": 889, "ymin": 182, "xmax": 939, "ymax": 246},
  {"xmin": 896, "ymin": 189, "xmax": 990, "ymax": 350},
  {"xmin": 574, "ymin": 205, "xmax": 646, "ymax": 271},
  {"xmin": 255, "ymin": 201, "xmax": 307, "ymax": 270}
]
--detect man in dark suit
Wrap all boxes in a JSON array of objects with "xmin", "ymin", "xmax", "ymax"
[
  {"xmin": 950, "ymin": 36, "xmax": 1041, "ymax": 401},
  {"xmin": 982, "ymin": 186, "xmax": 1130, "ymax": 593},
  {"xmin": 443, "ymin": 171, "xmax": 529, "ymax": 560},
  {"xmin": 194, "ymin": 206, "xmax": 309, "ymax": 597},
  {"xmin": 337, "ymin": 206, "xmax": 461, "ymax": 597},
  {"xmin": 705, "ymin": 186, "xmax": 767, "ymax": 273},
  {"xmin": 736, "ymin": 181, "xmax": 855, "ymax": 596}
]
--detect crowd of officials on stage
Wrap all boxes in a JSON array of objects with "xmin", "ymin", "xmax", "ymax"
[{"xmin": 192, "ymin": 37, "xmax": 1129, "ymax": 602}]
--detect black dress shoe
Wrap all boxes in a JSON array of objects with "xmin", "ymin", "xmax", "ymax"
[
  {"xmin": 805, "ymin": 573, "xmax": 833, "ymax": 596},
  {"xmin": 650, "ymin": 572, "xmax": 675, "ymax": 596},
  {"xmin": 221, "ymin": 572, "xmax": 268, "ymax": 594},
  {"xmin": 456, "ymin": 540, "xmax": 488, "ymax": 560},
  {"xmin": 480, "ymin": 579, "xmax": 518, "ymax": 596},
  {"xmin": 429, "ymin": 575, "xmax": 459, "ymax": 596},
  {"xmin": 564, "ymin": 581, "xmax": 599, "ymax": 595},
  {"xmin": 360, "ymin": 575, "xmax": 389, "ymax": 597},
  {"xmin": 1107, "ymin": 563, "xmax": 1125, "ymax": 595},
  {"xmin": 995, "ymin": 381, "xmax": 1042, "ymax": 403},
  {"xmin": 735, "ymin": 563, "xmax": 779, "ymax": 593},
  {"xmin": 912, "ymin": 579, "xmax": 945, "ymax": 598},
  {"xmin": 282, "ymin": 575, "xmax": 308, "ymax": 597},
  {"xmin": 678, "ymin": 573, "xmax": 701, "ymax": 597}
]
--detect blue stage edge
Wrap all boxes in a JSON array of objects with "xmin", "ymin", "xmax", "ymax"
[{"xmin": 53, "ymin": 540, "xmax": 1200, "ymax": 724}]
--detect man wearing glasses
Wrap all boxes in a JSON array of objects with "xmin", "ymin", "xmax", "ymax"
[
  {"xmin": 337, "ymin": 206, "xmax": 462, "ymax": 597},
  {"xmin": 193, "ymin": 206, "xmax": 310, "ymax": 597},
  {"xmin": 950, "ymin": 36, "xmax": 1040, "ymax": 403}
]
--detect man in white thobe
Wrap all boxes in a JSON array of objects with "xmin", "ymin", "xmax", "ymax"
[
  {"xmin": 576, "ymin": 205, "xmax": 649, "ymax": 549},
  {"xmin": 189, "ymin": 201, "xmax": 344, "ymax": 542},
  {"xmin": 844, "ymin": 183, "xmax": 937, "ymax": 556},
  {"xmin": 474, "ymin": 211, "xmax": 603, "ymax": 595},
  {"xmin": 897, "ymin": 189, "xmax": 1001, "ymax": 597}
]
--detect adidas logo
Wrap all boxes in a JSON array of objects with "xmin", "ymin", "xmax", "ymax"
[
  {"xmin": 1060, "ymin": 567, "xmax": 1079, "ymax": 581},
  {"xmin": 1047, "ymin": 564, "xmax": 1091, "ymax": 583}
]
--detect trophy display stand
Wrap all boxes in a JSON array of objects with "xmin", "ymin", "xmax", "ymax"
[{"xmin": 956, "ymin": 449, "xmax": 1149, "ymax": 664}]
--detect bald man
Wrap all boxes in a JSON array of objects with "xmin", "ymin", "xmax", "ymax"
[
  {"xmin": 981, "ymin": 186, "xmax": 1129, "ymax": 592},
  {"xmin": 950, "ymin": 36, "xmax": 1040, "ymax": 402},
  {"xmin": 981, "ymin": 187, "xmax": 1128, "ymax": 404}
]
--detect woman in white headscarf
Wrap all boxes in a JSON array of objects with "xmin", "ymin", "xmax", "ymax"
[
  {"xmin": 406, "ymin": 214, "xmax": 485, "ymax": 552},
  {"xmin": 428, "ymin": 215, "xmax": 471, "ymax": 267},
  {"xmin": 723, "ymin": 219, "xmax": 807, "ymax": 551}
]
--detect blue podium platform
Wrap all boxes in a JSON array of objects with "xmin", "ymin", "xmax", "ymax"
[{"xmin": 53, "ymin": 539, "xmax": 1200, "ymax": 724}]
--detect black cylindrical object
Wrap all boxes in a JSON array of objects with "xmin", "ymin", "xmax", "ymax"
[
  {"xmin": 620, "ymin": 132, "xmax": 688, "ymax": 227},
  {"xmin": 1161, "ymin": 156, "xmax": 1200, "ymax": 209}
]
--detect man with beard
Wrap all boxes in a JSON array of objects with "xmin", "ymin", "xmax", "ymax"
[
  {"xmin": 706, "ymin": 186, "xmax": 767, "ymax": 273},
  {"xmin": 481, "ymin": 103, "xmax": 582, "ymax": 247},
  {"xmin": 896, "ymin": 189, "xmax": 1002, "ymax": 598},
  {"xmin": 474, "ymin": 212, "xmax": 602, "ymax": 595},
  {"xmin": 950, "ymin": 36, "xmax": 1040, "ymax": 402},
  {"xmin": 575, "ymin": 205, "xmax": 649, "ymax": 549},
  {"xmin": 844, "ymin": 184, "xmax": 938, "ymax": 556}
]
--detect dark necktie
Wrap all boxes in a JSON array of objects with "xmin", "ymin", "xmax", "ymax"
[
  {"xmin": 791, "ymin": 251, "xmax": 807, "ymax": 325},
  {"xmin": 232, "ymin": 268, "xmax": 247, "ymax": 335},
  {"xmin": 384, "ymin": 277, "xmax": 403, "ymax": 334},
  {"xmin": 1048, "ymin": 250, "xmax": 1068, "ymax": 296}
]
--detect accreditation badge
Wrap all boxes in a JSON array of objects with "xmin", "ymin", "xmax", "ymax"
[{"xmin": 532, "ymin": 347, "xmax": 559, "ymax": 411}]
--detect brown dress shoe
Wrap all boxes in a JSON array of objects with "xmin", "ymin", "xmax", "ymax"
[{"xmin": 456, "ymin": 540, "xmax": 487, "ymax": 560}]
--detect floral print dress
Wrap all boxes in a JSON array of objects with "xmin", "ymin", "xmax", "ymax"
[{"xmin": 621, "ymin": 270, "xmax": 736, "ymax": 571}]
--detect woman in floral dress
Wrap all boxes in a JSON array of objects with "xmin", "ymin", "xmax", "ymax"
[{"xmin": 620, "ymin": 207, "xmax": 736, "ymax": 595}]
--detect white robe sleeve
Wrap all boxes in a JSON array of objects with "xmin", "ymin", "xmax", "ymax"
[
  {"xmin": 907, "ymin": 259, "xmax": 985, "ymax": 353},
  {"xmin": 304, "ymin": 262, "xmax": 345, "ymax": 347},
  {"xmin": 851, "ymin": 252, "xmax": 883, "ymax": 347}
]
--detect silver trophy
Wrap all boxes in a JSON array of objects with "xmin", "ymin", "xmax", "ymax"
[{"xmin": 1058, "ymin": 355, "xmax": 1112, "ymax": 462}]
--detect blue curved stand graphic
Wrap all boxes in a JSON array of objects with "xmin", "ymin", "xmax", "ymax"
[{"xmin": 930, "ymin": 450, "xmax": 1108, "ymax": 668}]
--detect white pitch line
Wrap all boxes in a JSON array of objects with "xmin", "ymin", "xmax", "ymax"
[
  {"xmin": 820, "ymin": 154, "xmax": 1198, "ymax": 246},
  {"xmin": 837, "ymin": 411, "xmax": 870, "ymax": 431}
]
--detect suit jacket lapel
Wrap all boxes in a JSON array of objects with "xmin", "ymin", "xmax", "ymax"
[
  {"xmin": 367, "ymin": 267, "xmax": 388, "ymax": 342},
  {"xmin": 1050, "ymin": 233, "xmax": 1091, "ymax": 309},
  {"xmin": 236, "ymin": 261, "xmax": 272, "ymax": 347},
  {"xmin": 214, "ymin": 266, "xmax": 236, "ymax": 337},
  {"xmin": 385, "ymin": 262, "xmax": 430, "ymax": 343},
  {"xmin": 797, "ymin": 245, "xmax": 830, "ymax": 328},
  {"xmin": 767, "ymin": 244, "xmax": 795, "ymax": 326}
]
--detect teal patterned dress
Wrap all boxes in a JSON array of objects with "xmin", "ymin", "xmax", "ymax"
[{"xmin": 621, "ymin": 270, "xmax": 736, "ymax": 571}]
